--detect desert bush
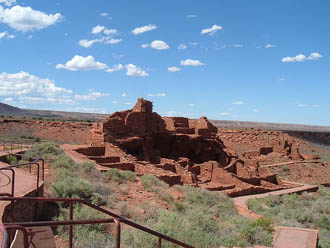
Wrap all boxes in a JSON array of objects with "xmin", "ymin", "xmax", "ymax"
[
  {"xmin": 5, "ymin": 154, "xmax": 17, "ymax": 165},
  {"xmin": 141, "ymin": 174, "xmax": 167, "ymax": 191},
  {"xmin": 25, "ymin": 142, "xmax": 63, "ymax": 161},
  {"xmin": 77, "ymin": 161, "xmax": 96, "ymax": 173},
  {"xmin": 52, "ymin": 154, "xmax": 74, "ymax": 169},
  {"xmin": 106, "ymin": 169, "xmax": 136, "ymax": 183}
]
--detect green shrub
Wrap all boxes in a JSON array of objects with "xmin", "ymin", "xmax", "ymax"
[
  {"xmin": 106, "ymin": 169, "xmax": 136, "ymax": 183},
  {"xmin": 5, "ymin": 154, "xmax": 17, "ymax": 165},
  {"xmin": 77, "ymin": 161, "xmax": 96, "ymax": 173},
  {"xmin": 52, "ymin": 154, "xmax": 74, "ymax": 169},
  {"xmin": 141, "ymin": 174, "xmax": 167, "ymax": 191}
]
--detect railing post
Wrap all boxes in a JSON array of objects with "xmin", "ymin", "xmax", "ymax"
[
  {"xmin": 158, "ymin": 237, "xmax": 162, "ymax": 248},
  {"xmin": 69, "ymin": 202, "xmax": 73, "ymax": 248},
  {"xmin": 115, "ymin": 219, "xmax": 121, "ymax": 248}
]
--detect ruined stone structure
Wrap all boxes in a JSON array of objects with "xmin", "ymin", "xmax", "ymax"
[{"xmin": 79, "ymin": 98, "xmax": 287, "ymax": 196}]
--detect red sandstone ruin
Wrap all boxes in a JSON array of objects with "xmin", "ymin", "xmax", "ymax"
[{"xmin": 74, "ymin": 98, "xmax": 294, "ymax": 196}]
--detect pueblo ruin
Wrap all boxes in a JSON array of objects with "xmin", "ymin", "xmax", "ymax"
[{"xmin": 72, "ymin": 98, "xmax": 304, "ymax": 196}]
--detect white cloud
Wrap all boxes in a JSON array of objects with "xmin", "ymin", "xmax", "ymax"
[
  {"xmin": 265, "ymin": 44, "xmax": 276, "ymax": 48},
  {"xmin": 148, "ymin": 93, "xmax": 166, "ymax": 97},
  {"xmin": 220, "ymin": 112, "xmax": 230, "ymax": 116},
  {"xmin": 67, "ymin": 107, "xmax": 106, "ymax": 114},
  {"xmin": 201, "ymin": 24, "xmax": 223, "ymax": 35},
  {"xmin": 103, "ymin": 29, "xmax": 118, "ymax": 35},
  {"xmin": 297, "ymin": 104, "xmax": 320, "ymax": 108},
  {"xmin": 105, "ymin": 64, "xmax": 124, "ymax": 73},
  {"xmin": 252, "ymin": 109, "xmax": 259, "ymax": 112},
  {"xmin": 100, "ymin": 13, "xmax": 108, "ymax": 17},
  {"xmin": 56, "ymin": 55, "xmax": 108, "ymax": 71},
  {"xmin": 189, "ymin": 103, "xmax": 195, "ymax": 107},
  {"xmin": 75, "ymin": 91, "xmax": 110, "ymax": 101},
  {"xmin": 282, "ymin": 52, "xmax": 323, "ymax": 62},
  {"xmin": 0, "ymin": 30, "xmax": 14, "ymax": 39},
  {"xmin": 124, "ymin": 102, "xmax": 132, "ymax": 105},
  {"xmin": 79, "ymin": 37, "xmax": 121, "ymax": 48},
  {"xmin": 0, "ymin": 71, "xmax": 73, "ymax": 105},
  {"xmin": 280, "ymin": 77, "xmax": 286, "ymax": 81},
  {"xmin": 177, "ymin": 43, "xmax": 187, "ymax": 50},
  {"xmin": 3, "ymin": 97, "xmax": 12, "ymax": 102},
  {"xmin": 168, "ymin": 67, "xmax": 181, "ymax": 72},
  {"xmin": 121, "ymin": 93, "xmax": 127, "ymax": 97},
  {"xmin": 150, "ymin": 40, "xmax": 169, "ymax": 50},
  {"xmin": 0, "ymin": 0, "xmax": 16, "ymax": 6},
  {"xmin": 232, "ymin": 44, "xmax": 243, "ymax": 48},
  {"xmin": 78, "ymin": 38, "xmax": 103, "ymax": 48},
  {"xmin": 142, "ymin": 40, "xmax": 169, "ymax": 50},
  {"xmin": 112, "ymin": 101, "xmax": 118, "ymax": 104},
  {"xmin": 0, "ymin": 5, "xmax": 62, "ymax": 32},
  {"xmin": 131, "ymin": 24, "xmax": 157, "ymax": 35},
  {"xmin": 91, "ymin": 25, "xmax": 105, "ymax": 34},
  {"xmin": 125, "ymin": 64, "xmax": 148, "ymax": 77},
  {"xmin": 104, "ymin": 38, "xmax": 122, "ymax": 44},
  {"xmin": 189, "ymin": 42, "xmax": 198, "ymax": 46},
  {"xmin": 233, "ymin": 101, "xmax": 245, "ymax": 105},
  {"xmin": 180, "ymin": 59, "xmax": 204, "ymax": 66},
  {"xmin": 186, "ymin": 14, "xmax": 197, "ymax": 18}
]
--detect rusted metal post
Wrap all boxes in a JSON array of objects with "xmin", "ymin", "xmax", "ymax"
[
  {"xmin": 115, "ymin": 219, "xmax": 121, "ymax": 248},
  {"xmin": 69, "ymin": 202, "xmax": 73, "ymax": 248},
  {"xmin": 39, "ymin": 158, "xmax": 45, "ymax": 181},
  {"xmin": 158, "ymin": 237, "xmax": 162, "ymax": 248}
]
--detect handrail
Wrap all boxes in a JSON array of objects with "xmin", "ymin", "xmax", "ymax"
[
  {"xmin": 0, "ymin": 196, "xmax": 195, "ymax": 248},
  {"xmin": 0, "ymin": 225, "xmax": 8, "ymax": 248}
]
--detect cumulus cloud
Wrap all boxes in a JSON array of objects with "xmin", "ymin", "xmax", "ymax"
[
  {"xmin": 56, "ymin": 55, "xmax": 108, "ymax": 71},
  {"xmin": 0, "ymin": 0, "xmax": 16, "ymax": 6},
  {"xmin": 148, "ymin": 93, "xmax": 166, "ymax": 97},
  {"xmin": 91, "ymin": 24, "xmax": 105, "ymax": 34},
  {"xmin": 282, "ymin": 52, "xmax": 323, "ymax": 62},
  {"xmin": 219, "ymin": 112, "xmax": 230, "ymax": 116},
  {"xmin": 75, "ymin": 90, "xmax": 110, "ymax": 101},
  {"xmin": 201, "ymin": 24, "xmax": 223, "ymax": 35},
  {"xmin": 186, "ymin": 14, "xmax": 197, "ymax": 18},
  {"xmin": 168, "ymin": 67, "xmax": 181, "ymax": 72},
  {"xmin": 0, "ymin": 71, "xmax": 73, "ymax": 105},
  {"xmin": 177, "ymin": 43, "xmax": 187, "ymax": 50},
  {"xmin": 126, "ymin": 64, "xmax": 148, "ymax": 77},
  {"xmin": 141, "ymin": 40, "xmax": 169, "ymax": 50},
  {"xmin": 232, "ymin": 44, "xmax": 243, "ymax": 48},
  {"xmin": 0, "ymin": 30, "xmax": 14, "ymax": 39},
  {"xmin": 265, "ymin": 44, "xmax": 276, "ymax": 48},
  {"xmin": 3, "ymin": 97, "xmax": 12, "ymax": 102},
  {"xmin": 233, "ymin": 101, "xmax": 245, "ymax": 105},
  {"xmin": 121, "ymin": 93, "xmax": 127, "ymax": 97},
  {"xmin": 189, "ymin": 103, "xmax": 195, "ymax": 107},
  {"xmin": 280, "ymin": 77, "xmax": 286, "ymax": 81},
  {"xmin": 180, "ymin": 59, "xmax": 204, "ymax": 66},
  {"xmin": 0, "ymin": 5, "xmax": 62, "ymax": 32},
  {"xmin": 105, "ymin": 64, "xmax": 124, "ymax": 73},
  {"xmin": 151, "ymin": 40, "xmax": 169, "ymax": 50},
  {"xmin": 131, "ymin": 24, "xmax": 157, "ymax": 35}
]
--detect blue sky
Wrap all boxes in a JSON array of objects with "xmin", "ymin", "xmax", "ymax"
[{"xmin": 0, "ymin": 0, "xmax": 329, "ymax": 126}]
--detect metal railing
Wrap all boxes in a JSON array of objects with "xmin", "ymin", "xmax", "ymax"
[{"xmin": 0, "ymin": 196, "xmax": 195, "ymax": 248}]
